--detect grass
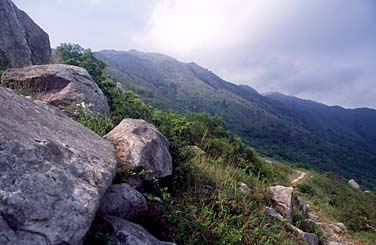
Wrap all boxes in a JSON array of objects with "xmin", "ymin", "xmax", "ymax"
[
  {"xmin": 137, "ymin": 154, "xmax": 304, "ymax": 245},
  {"xmin": 296, "ymin": 172, "xmax": 376, "ymax": 243}
]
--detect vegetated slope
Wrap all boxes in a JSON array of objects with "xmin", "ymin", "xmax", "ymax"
[
  {"xmin": 95, "ymin": 49, "xmax": 376, "ymax": 188},
  {"xmin": 266, "ymin": 93, "xmax": 376, "ymax": 186},
  {"xmin": 51, "ymin": 45, "xmax": 303, "ymax": 244}
]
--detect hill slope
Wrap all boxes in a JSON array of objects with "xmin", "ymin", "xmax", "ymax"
[{"xmin": 95, "ymin": 49, "xmax": 376, "ymax": 188}]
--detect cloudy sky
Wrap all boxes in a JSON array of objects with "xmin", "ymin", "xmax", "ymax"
[{"xmin": 14, "ymin": 0, "xmax": 376, "ymax": 108}]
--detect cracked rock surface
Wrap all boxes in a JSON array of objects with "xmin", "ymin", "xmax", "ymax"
[{"xmin": 0, "ymin": 87, "xmax": 117, "ymax": 244}]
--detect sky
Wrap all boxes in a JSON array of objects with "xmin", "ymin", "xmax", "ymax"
[{"xmin": 13, "ymin": 0, "xmax": 376, "ymax": 109}]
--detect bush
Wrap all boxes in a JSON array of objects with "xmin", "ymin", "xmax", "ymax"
[{"xmin": 73, "ymin": 107, "xmax": 113, "ymax": 136}]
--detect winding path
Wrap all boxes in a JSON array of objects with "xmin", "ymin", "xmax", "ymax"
[{"xmin": 291, "ymin": 170, "xmax": 306, "ymax": 184}]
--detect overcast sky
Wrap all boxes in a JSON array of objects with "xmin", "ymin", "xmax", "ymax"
[{"xmin": 13, "ymin": 0, "xmax": 376, "ymax": 109}]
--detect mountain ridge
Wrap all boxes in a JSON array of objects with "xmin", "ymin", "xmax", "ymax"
[{"xmin": 95, "ymin": 49, "xmax": 376, "ymax": 188}]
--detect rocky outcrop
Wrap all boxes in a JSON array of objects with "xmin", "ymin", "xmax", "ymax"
[
  {"xmin": 297, "ymin": 196, "xmax": 309, "ymax": 218},
  {"xmin": 314, "ymin": 221, "xmax": 347, "ymax": 242},
  {"xmin": 0, "ymin": 87, "xmax": 117, "ymax": 244},
  {"xmin": 0, "ymin": 0, "xmax": 51, "ymax": 68},
  {"xmin": 2, "ymin": 64, "xmax": 110, "ymax": 116},
  {"xmin": 98, "ymin": 184, "xmax": 148, "ymax": 221},
  {"xmin": 104, "ymin": 216, "xmax": 175, "ymax": 245},
  {"xmin": 266, "ymin": 207, "xmax": 318, "ymax": 245},
  {"xmin": 105, "ymin": 119, "xmax": 172, "ymax": 184},
  {"xmin": 269, "ymin": 185, "xmax": 294, "ymax": 222},
  {"xmin": 348, "ymin": 179, "xmax": 360, "ymax": 190}
]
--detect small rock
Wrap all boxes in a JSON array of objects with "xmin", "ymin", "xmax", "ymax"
[
  {"xmin": 266, "ymin": 207, "xmax": 284, "ymax": 222},
  {"xmin": 239, "ymin": 182, "xmax": 253, "ymax": 196},
  {"xmin": 104, "ymin": 216, "xmax": 176, "ymax": 245},
  {"xmin": 98, "ymin": 184, "xmax": 148, "ymax": 221},
  {"xmin": 348, "ymin": 179, "xmax": 360, "ymax": 190}
]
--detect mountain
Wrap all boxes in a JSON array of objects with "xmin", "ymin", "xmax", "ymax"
[
  {"xmin": 0, "ymin": 0, "xmax": 51, "ymax": 68},
  {"xmin": 95, "ymin": 49, "xmax": 376, "ymax": 188}
]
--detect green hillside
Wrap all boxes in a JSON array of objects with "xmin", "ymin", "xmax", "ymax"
[{"xmin": 94, "ymin": 49, "xmax": 376, "ymax": 188}]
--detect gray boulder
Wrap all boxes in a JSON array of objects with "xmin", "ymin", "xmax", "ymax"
[
  {"xmin": 266, "ymin": 207, "xmax": 318, "ymax": 245},
  {"xmin": 297, "ymin": 196, "xmax": 309, "ymax": 218},
  {"xmin": 348, "ymin": 179, "xmax": 360, "ymax": 190},
  {"xmin": 314, "ymin": 221, "xmax": 347, "ymax": 242},
  {"xmin": 266, "ymin": 207, "xmax": 284, "ymax": 222},
  {"xmin": 104, "ymin": 216, "xmax": 175, "ymax": 245},
  {"xmin": 0, "ymin": 0, "xmax": 51, "ymax": 68},
  {"xmin": 105, "ymin": 119, "xmax": 172, "ymax": 183},
  {"xmin": 2, "ymin": 64, "xmax": 110, "ymax": 116},
  {"xmin": 98, "ymin": 184, "xmax": 148, "ymax": 220},
  {"xmin": 0, "ymin": 87, "xmax": 117, "ymax": 244},
  {"xmin": 269, "ymin": 185, "xmax": 294, "ymax": 222}
]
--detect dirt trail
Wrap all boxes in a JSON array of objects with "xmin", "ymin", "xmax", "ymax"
[{"xmin": 291, "ymin": 170, "xmax": 306, "ymax": 184}]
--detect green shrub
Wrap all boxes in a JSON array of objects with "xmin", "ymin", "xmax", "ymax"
[{"xmin": 73, "ymin": 107, "xmax": 113, "ymax": 136}]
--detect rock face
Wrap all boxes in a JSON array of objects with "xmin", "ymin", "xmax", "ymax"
[
  {"xmin": 104, "ymin": 216, "xmax": 175, "ymax": 245},
  {"xmin": 2, "ymin": 64, "xmax": 110, "ymax": 116},
  {"xmin": 266, "ymin": 207, "xmax": 318, "ymax": 245},
  {"xmin": 0, "ymin": 0, "xmax": 51, "ymax": 68},
  {"xmin": 105, "ymin": 119, "xmax": 173, "ymax": 182},
  {"xmin": 314, "ymin": 221, "xmax": 347, "ymax": 242},
  {"xmin": 348, "ymin": 179, "xmax": 360, "ymax": 190},
  {"xmin": 269, "ymin": 185, "xmax": 294, "ymax": 222},
  {"xmin": 297, "ymin": 196, "xmax": 309, "ymax": 218},
  {"xmin": 98, "ymin": 184, "xmax": 148, "ymax": 220},
  {"xmin": 0, "ymin": 87, "xmax": 117, "ymax": 244}
]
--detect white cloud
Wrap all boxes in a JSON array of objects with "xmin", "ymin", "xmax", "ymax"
[{"xmin": 12, "ymin": 0, "xmax": 376, "ymax": 108}]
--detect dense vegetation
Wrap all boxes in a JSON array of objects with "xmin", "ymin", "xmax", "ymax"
[
  {"xmin": 56, "ymin": 43, "xmax": 303, "ymax": 244},
  {"xmin": 96, "ymin": 50, "xmax": 376, "ymax": 189}
]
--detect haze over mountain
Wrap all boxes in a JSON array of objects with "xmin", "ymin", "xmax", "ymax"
[
  {"xmin": 96, "ymin": 49, "xmax": 376, "ymax": 188},
  {"xmin": 13, "ymin": 0, "xmax": 376, "ymax": 109}
]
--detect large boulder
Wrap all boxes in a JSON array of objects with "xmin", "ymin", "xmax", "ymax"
[
  {"xmin": 104, "ymin": 216, "xmax": 175, "ymax": 245},
  {"xmin": 2, "ymin": 64, "xmax": 110, "ymax": 116},
  {"xmin": 0, "ymin": 87, "xmax": 117, "ymax": 244},
  {"xmin": 98, "ymin": 184, "xmax": 148, "ymax": 220},
  {"xmin": 105, "ymin": 119, "xmax": 172, "ymax": 183},
  {"xmin": 269, "ymin": 185, "xmax": 294, "ymax": 222},
  {"xmin": 0, "ymin": 0, "xmax": 51, "ymax": 68}
]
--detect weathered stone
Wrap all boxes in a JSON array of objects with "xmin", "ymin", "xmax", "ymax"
[
  {"xmin": 2, "ymin": 64, "xmax": 110, "ymax": 116},
  {"xmin": 239, "ymin": 182, "xmax": 253, "ymax": 196},
  {"xmin": 104, "ymin": 216, "xmax": 176, "ymax": 245},
  {"xmin": 98, "ymin": 184, "xmax": 148, "ymax": 220},
  {"xmin": 297, "ymin": 196, "xmax": 309, "ymax": 218},
  {"xmin": 292, "ymin": 226, "xmax": 318, "ymax": 245},
  {"xmin": 105, "ymin": 119, "xmax": 172, "ymax": 184},
  {"xmin": 348, "ymin": 179, "xmax": 360, "ymax": 190},
  {"xmin": 266, "ymin": 207, "xmax": 284, "ymax": 222},
  {"xmin": 315, "ymin": 221, "xmax": 348, "ymax": 242},
  {"xmin": 0, "ymin": 0, "xmax": 51, "ymax": 68},
  {"xmin": 0, "ymin": 87, "xmax": 117, "ymax": 244},
  {"xmin": 269, "ymin": 185, "xmax": 294, "ymax": 222},
  {"xmin": 266, "ymin": 207, "xmax": 318, "ymax": 245}
]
